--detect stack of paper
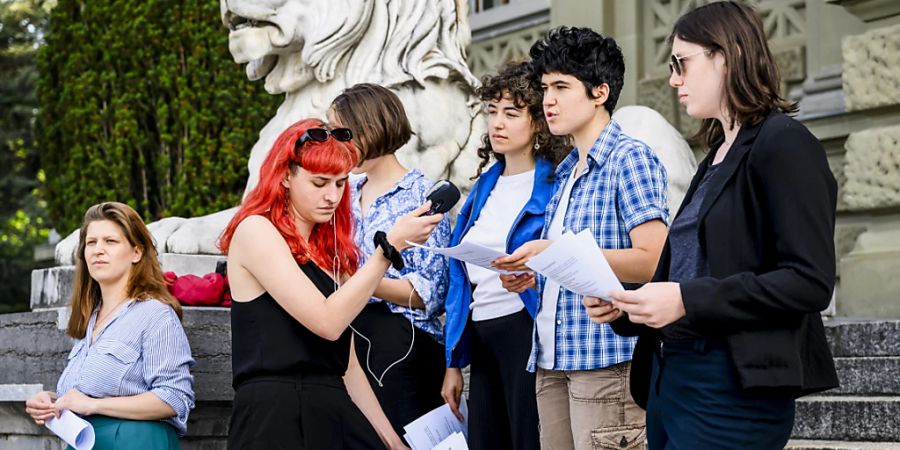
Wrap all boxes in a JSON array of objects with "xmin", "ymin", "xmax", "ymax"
[
  {"xmin": 403, "ymin": 397, "xmax": 469, "ymax": 450},
  {"xmin": 45, "ymin": 410, "xmax": 94, "ymax": 450},
  {"xmin": 525, "ymin": 229, "xmax": 623, "ymax": 301}
]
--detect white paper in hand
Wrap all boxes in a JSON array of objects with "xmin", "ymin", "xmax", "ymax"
[
  {"xmin": 403, "ymin": 396, "xmax": 468, "ymax": 450},
  {"xmin": 525, "ymin": 229, "xmax": 623, "ymax": 301},
  {"xmin": 407, "ymin": 241, "xmax": 525, "ymax": 275},
  {"xmin": 432, "ymin": 432, "xmax": 469, "ymax": 450},
  {"xmin": 45, "ymin": 410, "xmax": 95, "ymax": 450}
]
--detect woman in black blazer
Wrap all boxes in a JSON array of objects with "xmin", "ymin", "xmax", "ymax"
[{"xmin": 583, "ymin": 2, "xmax": 839, "ymax": 449}]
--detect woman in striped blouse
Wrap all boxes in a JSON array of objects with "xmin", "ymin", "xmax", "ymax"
[{"xmin": 25, "ymin": 202, "xmax": 195, "ymax": 450}]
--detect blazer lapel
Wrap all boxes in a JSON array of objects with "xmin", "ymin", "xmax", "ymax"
[{"xmin": 695, "ymin": 117, "xmax": 767, "ymax": 224}]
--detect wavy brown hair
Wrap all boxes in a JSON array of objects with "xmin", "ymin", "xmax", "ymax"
[
  {"xmin": 67, "ymin": 202, "xmax": 181, "ymax": 339},
  {"xmin": 472, "ymin": 60, "xmax": 570, "ymax": 179},
  {"xmin": 670, "ymin": 1, "xmax": 797, "ymax": 147}
]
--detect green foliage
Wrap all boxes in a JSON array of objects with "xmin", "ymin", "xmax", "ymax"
[
  {"xmin": 0, "ymin": 0, "xmax": 53, "ymax": 312},
  {"xmin": 36, "ymin": 0, "xmax": 279, "ymax": 233}
]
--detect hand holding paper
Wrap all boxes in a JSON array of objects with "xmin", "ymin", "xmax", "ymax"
[
  {"xmin": 45, "ymin": 410, "xmax": 95, "ymax": 450},
  {"xmin": 403, "ymin": 396, "xmax": 469, "ymax": 450},
  {"xmin": 408, "ymin": 241, "xmax": 525, "ymax": 275},
  {"xmin": 525, "ymin": 230, "xmax": 623, "ymax": 301},
  {"xmin": 490, "ymin": 239, "xmax": 552, "ymax": 273}
]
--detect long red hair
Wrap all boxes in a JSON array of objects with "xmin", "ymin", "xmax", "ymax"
[{"xmin": 219, "ymin": 118, "xmax": 360, "ymax": 276}]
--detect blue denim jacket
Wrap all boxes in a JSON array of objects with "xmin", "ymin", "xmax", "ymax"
[{"xmin": 444, "ymin": 157, "xmax": 556, "ymax": 368}]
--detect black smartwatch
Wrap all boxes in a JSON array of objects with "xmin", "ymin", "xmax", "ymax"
[{"xmin": 373, "ymin": 231, "xmax": 404, "ymax": 271}]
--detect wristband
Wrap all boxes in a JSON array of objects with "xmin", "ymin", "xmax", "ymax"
[{"xmin": 374, "ymin": 231, "xmax": 404, "ymax": 271}]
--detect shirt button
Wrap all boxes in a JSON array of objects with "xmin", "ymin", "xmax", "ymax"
[{"xmin": 557, "ymin": 320, "xmax": 562, "ymax": 325}]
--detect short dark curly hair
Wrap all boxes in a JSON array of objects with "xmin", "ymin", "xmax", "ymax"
[
  {"xmin": 473, "ymin": 60, "xmax": 570, "ymax": 180},
  {"xmin": 530, "ymin": 26, "xmax": 625, "ymax": 114}
]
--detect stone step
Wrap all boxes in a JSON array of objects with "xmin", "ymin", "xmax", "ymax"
[
  {"xmin": 793, "ymin": 395, "xmax": 900, "ymax": 441},
  {"xmin": 786, "ymin": 440, "xmax": 900, "ymax": 449},
  {"xmin": 831, "ymin": 356, "xmax": 900, "ymax": 395},
  {"xmin": 0, "ymin": 307, "xmax": 233, "ymax": 402},
  {"xmin": 825, "ymin": 319, "xmax": 900, "ymax": 357}
]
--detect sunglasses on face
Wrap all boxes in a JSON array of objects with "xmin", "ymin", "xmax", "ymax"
[
  {"xmin": 295, "ymin": 127, "xmax": 353, "ymax": 150},
  {"xmin": 669, "ymin": 49, "xmax": 710, "ymax": 76}
]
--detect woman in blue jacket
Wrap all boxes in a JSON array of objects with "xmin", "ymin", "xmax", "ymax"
[{"xmin": 440, "ymin": 61, "xmax": 569, "ymax": 450}]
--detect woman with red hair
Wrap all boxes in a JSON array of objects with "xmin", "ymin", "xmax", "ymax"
[{"xmin": 219, "ymin": 118, "xmax": 442, "ymax": 449}]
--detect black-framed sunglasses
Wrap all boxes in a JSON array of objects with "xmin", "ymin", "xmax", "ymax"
[
  {"xmin": 669, "ymin": 49, "xmax": 710, "ymax": 76},
  {"xmin": 295, "ymin": 127, "xmax": 353, "ymax": 150}
]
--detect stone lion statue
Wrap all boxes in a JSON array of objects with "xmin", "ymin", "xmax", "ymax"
[{"xmin": 55, "ymin": 0, "xmax": 697, "ymax": 263}]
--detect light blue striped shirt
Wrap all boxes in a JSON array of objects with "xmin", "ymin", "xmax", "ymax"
[{"xmin": 56, "ymin": 299, "xmax": 195, "ymax": 435}]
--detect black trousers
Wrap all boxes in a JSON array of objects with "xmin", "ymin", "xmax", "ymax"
[
  {"xmin": 352, "ymin": 302, "xmax": 445, "ymax": 441},
  {"xmin": 468, "ymin": 308, "xmax": 540, "ymax": 450},
  {"xmin": 228, "ymin": 373, "xmax": 385, "ymax": 450},
  {"xmin": 647, "ymin": 339, "xmax": 795, "ymax": 450}
]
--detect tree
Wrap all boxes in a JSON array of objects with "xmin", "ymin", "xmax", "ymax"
[
  {"xmin": 36, "ymin": 0, "xmax": 278, "ymax": 233},
  {"xmin": 0, "ymin": 0, "xmax": 53, "ymax": 313}
]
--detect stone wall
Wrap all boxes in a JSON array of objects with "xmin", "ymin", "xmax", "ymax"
[
  {"xmin": 0, "ymin": 308, "xmax": 233, "ymax": 449},
  {"xmin": 843, "ymin": 23, "xmax": 900, "ymax": 111}
]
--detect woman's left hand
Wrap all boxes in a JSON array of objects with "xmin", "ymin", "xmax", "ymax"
[
  {"xmin": 610, "ymin": 282, "xmax": 685, "ymax": 329},
  {"xmin": 54, "ymin": 389, "xmax": 98, "ymax": 416}
]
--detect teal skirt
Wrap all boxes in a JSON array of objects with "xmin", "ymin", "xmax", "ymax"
[{"xmin": 66, "ymin": 415, "xmax": 181, "ymax": 450}]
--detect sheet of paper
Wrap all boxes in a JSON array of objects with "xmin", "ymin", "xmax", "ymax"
[
  {"xmin": 525, "ymin": 229, "xmax": 623, "ymax": 301},
  {"xmin": 432, "ymin": 432, "xmax": 469, "ymax": 450},
  {"xmin": 403, "ymin": 396, "xmax": 468, "ymax": 450},
  {"xmin": 45, "ymin": 410, "xmax": 94, "ymax": 450},
  {"xmin": 408, "ymin": 241, "xmax": 524, "ymax": 275}
]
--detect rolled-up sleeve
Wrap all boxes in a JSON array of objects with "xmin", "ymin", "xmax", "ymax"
[
  {"xmin": 400, "ymin": 213, "xmax": 451, "ymax": 320},
  {"xmin": 142, "ymin": 309, "xmax": 195, "ymax": 435},
  {"xmin": 617, "ymin": 145, "xmax": 669, "ymax": 231}
]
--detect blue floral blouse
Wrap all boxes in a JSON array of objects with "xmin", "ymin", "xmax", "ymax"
[{"xmin": 350, "ymin": 168, "xmax": 451, "ymax": 343}]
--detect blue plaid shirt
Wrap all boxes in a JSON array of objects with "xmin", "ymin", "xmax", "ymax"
[
  {"xmin": 529, "ymin": 120, "xmax": 668, "ymax": 372},
  {"xmin": 351, "ymin": 169, "xmax": 450, "ymax": 343}
]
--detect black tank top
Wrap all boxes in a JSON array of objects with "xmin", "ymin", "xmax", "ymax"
[{"xmin": 231, "ymin": 262, "xmax": 351, "ymax": 387}]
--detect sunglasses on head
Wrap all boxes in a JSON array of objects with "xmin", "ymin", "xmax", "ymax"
[
  {"xmin": 295, "ymin": 127, "xmax": 353, "ymax": 151},
  {"xmin": 669, "ymin": 49, "xmax": 710, "ymax": 76}
]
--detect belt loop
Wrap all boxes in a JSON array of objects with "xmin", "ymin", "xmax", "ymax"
[
  {"xmin": 654, "ymin": 339, "xmax": 665, "ymax": 396},
  {"xmin": 693, "ymin": 339, "xmax": 707, "ymax": 354},
  {"xmin": 294, "ymin": 372, "xmax": 304, "ymax": 392}
]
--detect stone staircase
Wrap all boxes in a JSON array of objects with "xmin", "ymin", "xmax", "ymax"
[
  {"xmin": 787, "ymin": 319, "xmax": 900, "ymax": 449},
  {"xmin": 4, "ymin": 266, "xmax": 900, "ymax": 450}
]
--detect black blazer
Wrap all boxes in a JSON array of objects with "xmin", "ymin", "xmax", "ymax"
[{"xmin": 613, "ymin": 110, "xmax": 839, "ymax": 409}]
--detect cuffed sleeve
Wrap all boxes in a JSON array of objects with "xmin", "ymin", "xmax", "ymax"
[
  {"xmin": 617, "ymin": 144, "xmax": 669, "ymax": 232},
  {"xmin": 142, "ymin": 308, "xmax": 195, "ymax": 435}
]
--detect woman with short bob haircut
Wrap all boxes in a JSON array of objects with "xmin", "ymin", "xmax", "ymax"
[
  {"xmin": 219, "ymin": 118, "xmax": 442, "ymax": 449},
  {"xmin": 25, "ymin": 202, "xmax": 195, "ymax": 450},
  {"xmin": 585, "ymin": 2, "xmax": 839, "ymax": 449},
  {"xmin": 329, "ymin": 83, "xmax": 452, "ymax": 441}
]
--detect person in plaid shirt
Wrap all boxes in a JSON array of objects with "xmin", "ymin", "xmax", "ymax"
[{"xmin": 495, "ymin": 27, "xmax": 668, "ymax": 450}]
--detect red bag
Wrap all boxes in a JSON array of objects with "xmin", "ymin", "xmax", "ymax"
[{"xmin": 165, "ymin": 271, "xmax": 225, "ymax": 306}]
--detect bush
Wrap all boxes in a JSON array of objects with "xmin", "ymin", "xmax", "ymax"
[{"xmin": 36, "ymin": 0, "xmax": 279, "ymax": 233}]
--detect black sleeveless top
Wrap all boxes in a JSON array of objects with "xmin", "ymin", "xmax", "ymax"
[{"xmin": 231, "ymin": 262, "xmax": 351, "ymax": 387}]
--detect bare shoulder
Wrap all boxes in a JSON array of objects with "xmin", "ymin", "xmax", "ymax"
[
  {"xmin": 235, "ymin": 214, "xmax": 276, "ymax": 234},
  {"xmin": 232, "ymin": 215, "xmax": 281, "ymax": 245}
]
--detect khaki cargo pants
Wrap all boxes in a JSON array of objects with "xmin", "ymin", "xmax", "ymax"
[{"xmin": 536, "ymin": 362, "xmax": 646, "ymax": 450}]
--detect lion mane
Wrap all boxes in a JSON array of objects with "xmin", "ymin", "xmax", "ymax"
[{"xmin": 223, "ymin": 0, "xmax": 484, "ymax": 193}]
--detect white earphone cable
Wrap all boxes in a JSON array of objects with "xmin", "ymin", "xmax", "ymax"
[{"xmin": 332, "ymin": 218, "xmax": 415, "ymax": 388}]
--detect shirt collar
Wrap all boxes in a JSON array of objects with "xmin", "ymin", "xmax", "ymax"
[
  {"xmin": 353, "ymin": 168, "xmax": 424, "ymax": 196},
  {"xmin": 555, "ymin": 119, "xmax": 623, "ymax": 179}
]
